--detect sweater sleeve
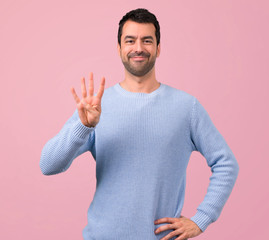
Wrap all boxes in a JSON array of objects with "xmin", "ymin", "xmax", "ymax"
[
  {"xmin": 40, "ymin": 109, "xmax": 96, "ymax": 175},
  {"xmin": 189, "ymin": 97, "xmax": 239, "ymax": 232}
]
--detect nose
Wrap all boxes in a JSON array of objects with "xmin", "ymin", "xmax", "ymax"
[{"xmin": 134, "ymin": 40, "xmax": 143, "ymax": 52}]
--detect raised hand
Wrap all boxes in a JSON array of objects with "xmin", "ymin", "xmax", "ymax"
[{"xmin": 71, "ymin": 72, "xmax": 105, "ymax": 128}]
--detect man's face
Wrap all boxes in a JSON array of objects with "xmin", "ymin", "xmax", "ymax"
[{"xmin": 118, "ymin": 20, "xmax": 160, "ymax": 77}]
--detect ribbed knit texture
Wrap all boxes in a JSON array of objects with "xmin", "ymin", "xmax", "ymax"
[{"xmin": 40, "ymin": 82, "xmax": 239, "ymax": 239}]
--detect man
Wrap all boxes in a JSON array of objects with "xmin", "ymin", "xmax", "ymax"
[{"xmin": 40, "ymin": 8, "xmax": 239, "ymax": 240}]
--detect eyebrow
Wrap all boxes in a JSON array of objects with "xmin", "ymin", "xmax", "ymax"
[{"xmin": 124, "ymin": 35, "xmax": 154, "ymax": 41}]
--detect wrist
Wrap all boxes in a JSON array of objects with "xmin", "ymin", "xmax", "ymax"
[
  {"xmin": 190, "ymin": 210, "xmax": 212, "ymax": 232},
  {"xmin": 85, "ymin": 121, "xmax": 97, "ymax": 128},
  {"xmin": 74, "ymin": 119, "xmax": 95, "ymax": 139}
]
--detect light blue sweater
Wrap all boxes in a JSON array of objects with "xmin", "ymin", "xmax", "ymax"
[{"xmin": 40, "ymin": 82, "xmax": 239, "ymax": 239}]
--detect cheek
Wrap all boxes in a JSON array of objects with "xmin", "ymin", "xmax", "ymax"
[
  {"xmin": 121, "ymin": 49, "xmax": 133, "ymax": 58},
  {"xmin": 120, "ymin": 51, "xmax": 127, "ymax": 59}
]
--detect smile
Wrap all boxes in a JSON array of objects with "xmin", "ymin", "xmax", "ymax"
[{"xmin": 131, "ymin": 56, "xmax": 147, "ymax": 61}]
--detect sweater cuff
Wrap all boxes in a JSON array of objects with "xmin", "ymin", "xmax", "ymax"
[
  {"xmin": 73, "ymin": 119, "xmax": 95, "ymax": 139},
  {"xmin": 190, "ymin": 210, "xmax": 213, "ymax": 232}
]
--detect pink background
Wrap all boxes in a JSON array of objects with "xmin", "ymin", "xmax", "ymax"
[{"xmin": 1, "ymin": 0, "xmax": 268, "ymax": 239}]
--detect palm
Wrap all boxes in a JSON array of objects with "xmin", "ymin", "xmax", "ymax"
[
  {"xmin": 71, "ymin": 72, "xmax": 105, "ymax": 128},
  {"xmin": 82, "ymin": 94, "xmax": 101, "ymax": 125}
]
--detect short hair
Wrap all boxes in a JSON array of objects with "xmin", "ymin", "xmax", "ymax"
[{"xmin": 118, "ymin": 8, "xmax": 160, "ymax": 47}]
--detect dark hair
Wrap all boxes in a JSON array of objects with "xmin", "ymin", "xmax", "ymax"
[{"xmin": 118, "ymin": 8, "xmax": 160, "ymax": 47}]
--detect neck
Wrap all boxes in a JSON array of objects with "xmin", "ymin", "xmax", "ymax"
[{"xmin": 120, "ymin": 67, "xmax": 160, "ymax": 93}]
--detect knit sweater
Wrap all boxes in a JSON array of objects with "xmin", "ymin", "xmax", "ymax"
[{"xmin": 40, "ymin": 82, "xmax": 239, "ymax": 240}]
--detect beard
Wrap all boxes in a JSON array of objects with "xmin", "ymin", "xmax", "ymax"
[{"xmin": 121, "ymin": 51, "xmax": 157, "ymax": 77}]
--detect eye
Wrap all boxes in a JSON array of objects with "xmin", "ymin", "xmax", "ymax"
[
  {"xmin": 125, "ymin": 40, "xmax": 134, "ymax": 44},
  {"xmin": 144, "ymin": 40, "xmax": 153, "ymax": 44}
]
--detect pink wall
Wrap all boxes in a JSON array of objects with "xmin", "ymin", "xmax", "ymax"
[{"xmin": 1, "ymin": 0, "xmax": 268, "ymax": 239}]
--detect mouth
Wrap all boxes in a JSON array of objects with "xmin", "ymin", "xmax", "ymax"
[
  {"xmin": 128, "ymin": 52, "xmax": 150, "ymax": 62},
  {"xmin": 131, "ymin": 56, "xmax": 146, "ymax": 61}
]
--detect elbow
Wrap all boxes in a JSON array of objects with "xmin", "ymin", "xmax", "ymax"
[
  {"xmin": 39, "ymin": 161, "xmax": 55, "ymax": 176},
  {"xmin": 233, "ymin": 158, "xmax": 239, "ymax": 179},
  {"xmin": 228, "ymin": 150, "xmax": 239, "ymax": 179},
  {"xmin": 39, "ymin": 156, "xmax": 67, "ymax": 176},
  {"xmin": 40, "ymin": 145, "xmax": 61, "ymax": 176},
  {"xmin": 40, "ymin": 168, "xmax": 52, "ymax": 176},
  {"xmin": 228, "ymin": 157, "xmax": 239, "ymax": 190},
  {"xmin": 226, "ymin": 154, "xmax": 240, "ymax": 184},
  {"xmin": 211, "ymin": 151, "xmax": 240, "ymax": 182},
  {"xmin": 40, "ymin": 151, "xmax": 51, "ymax": 175},
  {"xmin": 227, "ymin": 153, "xmax": 240, "ymax": 182},
  {"xmin": 39, "ymin": 154, "xmax": 61, "ymax": 176},
  {"xmin": 40, "ymin": 164, "xmax": 61, "ymax": 176},
  {"xmin": 41, "ymin": 170, "xmax": 52, "ymax": 176}
]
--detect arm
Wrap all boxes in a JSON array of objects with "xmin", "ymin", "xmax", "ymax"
[
  {"xmin": 40, "ymin": 72, "xmax": 105, "ymax": 175},
  {"xmin": 189, "ymin": 97, "xmax": 239, "ymax": 232},
  {"xmin": 154, "ymin": 97, "xmax": 238, "ymax": 239},
  {"xmin": 40, "ymin": 109, "xmax": 95, "ymax": 175}
]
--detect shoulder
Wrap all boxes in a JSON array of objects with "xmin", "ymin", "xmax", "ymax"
[{"xmin": 162, "ymin": 83, "xmax": 196, "ymax": 104}]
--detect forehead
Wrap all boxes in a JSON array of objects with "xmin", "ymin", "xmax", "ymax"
[{"xmin": 121, "ymin": 20, "xmax": 156, "ymax": 38}]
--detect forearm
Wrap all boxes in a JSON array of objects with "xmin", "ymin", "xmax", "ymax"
[
  {"xmin": 190, "ymin": 144, "xmax": 239, "ymax": 231},
  {"xmin": 40, "ymin": 110, "xmax": 95, "ymax": 175}
]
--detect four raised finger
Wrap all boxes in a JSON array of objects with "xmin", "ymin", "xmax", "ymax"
[
  {"xmin": 71, "ymin": 87, "xmax": 80, "ymax": 104},
  {"xmin": 96, "ymin": 76, "xmax": 105, "ymax": 99},
  {"xmin": 88, "ymin": 72, "xmax": 94, "ymax": 97},
  {"xmin": 81, "ymin": 77, "xmax": 87, "ymax": 98},
  {"xmin": 71, "ymin": 73, "xmax": 105, "ymax": 104}
]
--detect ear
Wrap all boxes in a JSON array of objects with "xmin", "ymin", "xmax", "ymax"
[
  {"xmin": 117, "ymin": 43, "xmax": 121, "ymax": 56},
  {"xmin": 157, "ymin": 43, "xmax": 161, "ymax": 57}
]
